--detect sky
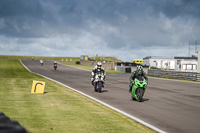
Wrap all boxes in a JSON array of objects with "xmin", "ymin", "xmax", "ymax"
[{"xmin": 0, "ymin": 0, "xmax": 200, "ymax": 61}]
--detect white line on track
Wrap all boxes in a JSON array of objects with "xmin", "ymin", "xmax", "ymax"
[{"xmin": 20, "ymin": 60, "xmax": 166, "ymax": 133}]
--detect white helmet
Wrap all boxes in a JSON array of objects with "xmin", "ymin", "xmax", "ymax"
[{"xmin": 97, "ymin": 61, "xmax": 102, "ymax": 69}]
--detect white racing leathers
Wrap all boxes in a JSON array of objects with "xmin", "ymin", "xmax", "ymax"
[{"xmin": 91, "ymin": 66, "xmax": 106, "ymax": 83}]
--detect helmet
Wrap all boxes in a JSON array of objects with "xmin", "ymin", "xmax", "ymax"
[
  {"xmin": 97, "ymin": 61, "xmax": 102, "ymax": 69},
  {"xmin": 137, "ymin": 65, "xmax": 143, "ymax": 75}
]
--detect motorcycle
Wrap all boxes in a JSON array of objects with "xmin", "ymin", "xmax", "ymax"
[
  {"xmin": 54, "ymin": 65, "xmax": 57, "ymax": 70},
  {"xmin": 40, "ymin": 60, "xmax": 43, "ymax": 66},
  {"xmin": 93, "ymin": 72, "xmax": 105, "ymax": 93},
  {"xmin": 131, "ymin": 76, "xmax": 147, "ymax": 102}
]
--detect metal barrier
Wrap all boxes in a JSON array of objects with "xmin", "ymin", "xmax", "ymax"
[
  {"xmin": 148, "ymin": 69, "xmax": 200, "ymax": 81},
  {"xmin": 197, "ymin": 74, "xmax": 200, "ymax": 81}
]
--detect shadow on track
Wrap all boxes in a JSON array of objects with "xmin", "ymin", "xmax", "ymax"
[
  {"xmin": 131, "ymin": 98, "xmax": 149, "ymax": 102},
  {"xmin": 101, "ymin": 90, "xmax": 109, "ymax": 93},
  {"xmin": 93, "ymin": 90, "xmax": 109, "ymax": 93}
]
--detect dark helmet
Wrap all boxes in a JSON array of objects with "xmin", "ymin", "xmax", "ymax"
[{"xmin": 137, "ymin": 65, "xmax": 143, "ymax": 75}]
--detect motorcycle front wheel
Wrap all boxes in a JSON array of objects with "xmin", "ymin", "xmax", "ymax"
[
  {"xmin": 137, "ymin": 88, "xmax": 144, "ymax": 102},
  {"xmin": 94, "ymin": 83, "xmax": 97, "ymax": 92},
  {"xmin": 98, "ymin": 82, "xmax": 102, "ymax": 93}
]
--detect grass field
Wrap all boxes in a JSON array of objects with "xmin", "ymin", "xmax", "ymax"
[
  {"xmin": 0, "ymin": 55, "xmax": 80, "ymax": 61},
  {"xmin": 89, "ymin": 56, "xmax": 122, "ymax": 62},
  {"xmin": 0, "ymin": 58, "xmax": 155, "ymax": 133},
  {"xmin": 0, "ymin": 55, "xmax": 126, "ymax": 74}
]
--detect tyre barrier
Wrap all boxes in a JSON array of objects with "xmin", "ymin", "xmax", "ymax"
[{"xmin": 0, "ymin": 112, "xmax": 27, "ymax": 133}]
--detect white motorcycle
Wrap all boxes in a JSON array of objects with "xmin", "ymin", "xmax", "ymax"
[{"xmin": 93, "ymin": 72, "xmax": 105, "ymax": 93}]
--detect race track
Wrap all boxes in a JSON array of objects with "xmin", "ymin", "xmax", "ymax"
[{"xmin": 21, "ymin": 59, "xmax": 200, "ymax": 133}]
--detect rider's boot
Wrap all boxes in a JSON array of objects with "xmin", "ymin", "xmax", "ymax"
[
  {"xmin": 91, "ymin": 81, "xmax": 94, "ymax": 86},
  {"xmin": 102, "ymin": 82, "xmax": 104, "ymax": 87},
  {"xmin": 129, "ymin": 85, "xmax": 132, "ymax": 93}
]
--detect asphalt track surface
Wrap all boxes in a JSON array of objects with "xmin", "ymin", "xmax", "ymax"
[{"xmin": 21, "ymin": 59, "xmax": 200, "ymax": 133}]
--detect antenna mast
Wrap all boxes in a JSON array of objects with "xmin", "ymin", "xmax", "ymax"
[
  {"xmin": 195, "ymin": 40, "xmax": 197, "ymax": 53},
  {"xmin": 188, "ymin": 41, "xmax": 190, "ymax": 57}
]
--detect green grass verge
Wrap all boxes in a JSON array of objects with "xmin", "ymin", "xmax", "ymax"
[
  {"xmin": 0, "ymin": 55, "xmax": 126, "ymax": 74},
  {"xmin": 0, "ymin": 58, "xmax": 155, "ymax": 133},
  {"xmin": 0, "ymin": 55, "xmax": 80, "ymax": 61}
]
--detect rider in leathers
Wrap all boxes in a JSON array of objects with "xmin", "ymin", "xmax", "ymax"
[
  {"xmin": 129, "ymin": 65, "xmax": 148, "ymax": 92},
  {"xmin": 91, "ymin": 62, "xmax": 106, "ymax": 87},
  {"xmin": 54, "ymin": 61, "xmax": 57, "ymax": 66}
]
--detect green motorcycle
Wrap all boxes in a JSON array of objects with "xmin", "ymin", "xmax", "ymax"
[{"xmin": 131, "ymin": 76, "xmax": 147, "ymax": 102}]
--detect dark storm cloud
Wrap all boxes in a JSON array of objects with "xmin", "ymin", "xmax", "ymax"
[
  {"xmin": 0, "ymin": 0, "xmax": 86, "ymax": 37},
  {"xmin": 0, "ymin": 0, "xmax": 147, "ymax": 38},
  {"xmin": 0, "ymin": 0, "xmax": 200, "ymax": 61},
  {"xmin": 0, "ymin": 0, "xmax": 42, "ymax": 17},
  {"xmin": 0, "ymin": 0, "xmax": 44, "ymax": 37},
  {"xmin": 151, "ymin": 0, "xmax": 200, "ymax": 18}
]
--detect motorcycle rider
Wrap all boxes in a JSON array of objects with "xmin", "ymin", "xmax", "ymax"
[
  {"xmin": 40, "ymin": 59, "xmax": 43, "ymax": 66},
  {"xmin": 54, "ymin": 61, "xmax": 57, "ymax": 66},
  {"xmin": 91, "ymin": 61, "xmax": 106, "ymax": 87},
  {"xmin": 129, "ymin": 65, "xmax": 148, "ymax": 93},
  {"xmin": 54, "ymin": 61, "xmax": 57, "ymax": 69}
]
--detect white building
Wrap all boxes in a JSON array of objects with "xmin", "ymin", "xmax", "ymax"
[
  {"xmin": 174, "ymin": 57, "xmax": 198, "ymax": 72},
  {"xmin": 143, "ymin": 56, "xmax": 174, "ymax": 69},
  {"xmin": 143, "ymin": 56, "xmax": 198, "ymax": 72}
]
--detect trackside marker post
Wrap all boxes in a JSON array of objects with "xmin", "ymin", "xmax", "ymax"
[{"xmin": 31, "ymin": 80, "xmax": 45, "ymax": 93}]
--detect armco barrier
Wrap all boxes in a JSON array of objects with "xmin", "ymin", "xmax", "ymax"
[
  {"xmin": 125, "ymin": 68, "xmax": 131, "ymax": 73},
  {"xmin": 197, "ymin": 74, "xmax": 200, "ymax": 81},
  {"xmin": 148, "ymin": 69, "xmax": 200, "ymax": 81}
]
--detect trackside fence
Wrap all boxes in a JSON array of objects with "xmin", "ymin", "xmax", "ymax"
[{"xmin": 148, "ymin": 69, "xmax": 200, "ymax": 81}]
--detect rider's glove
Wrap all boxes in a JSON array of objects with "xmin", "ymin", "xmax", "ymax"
[
  {"xmin": 132, "ymin": 81, "xmax": 135, "ymax": 85},
  {"xmin": 91, "ymin": 78, "xmax": 94, "ymax": 81}
]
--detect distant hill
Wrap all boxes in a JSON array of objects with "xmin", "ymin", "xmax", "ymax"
[
  {"xmin": 0, "ymin": 55, "xmax": 123, "ymax": 63},
  {"xmin": 0, "ymin": 55, "xmax": 80, "ymax": 61},
  {"xmin": 89, "ymin": 56, "xmax": 122, "ymax": 62}
]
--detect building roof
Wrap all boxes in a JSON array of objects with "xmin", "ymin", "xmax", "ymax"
[
  {"xmin": 174, "ymin": 56, "xmax": 197, "ymax": 60},
  {"xmin": 143, "ymin": 56, "xmax": 173, "ymax": 59},
  {"xmin": 143, "ymin": 56, "xmax": 198, "ymax": 60}
]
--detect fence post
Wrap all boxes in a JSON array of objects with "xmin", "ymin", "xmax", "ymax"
[{"xmin": 197, "ymin": 73, "xmax": 200, "ymax": 81}]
